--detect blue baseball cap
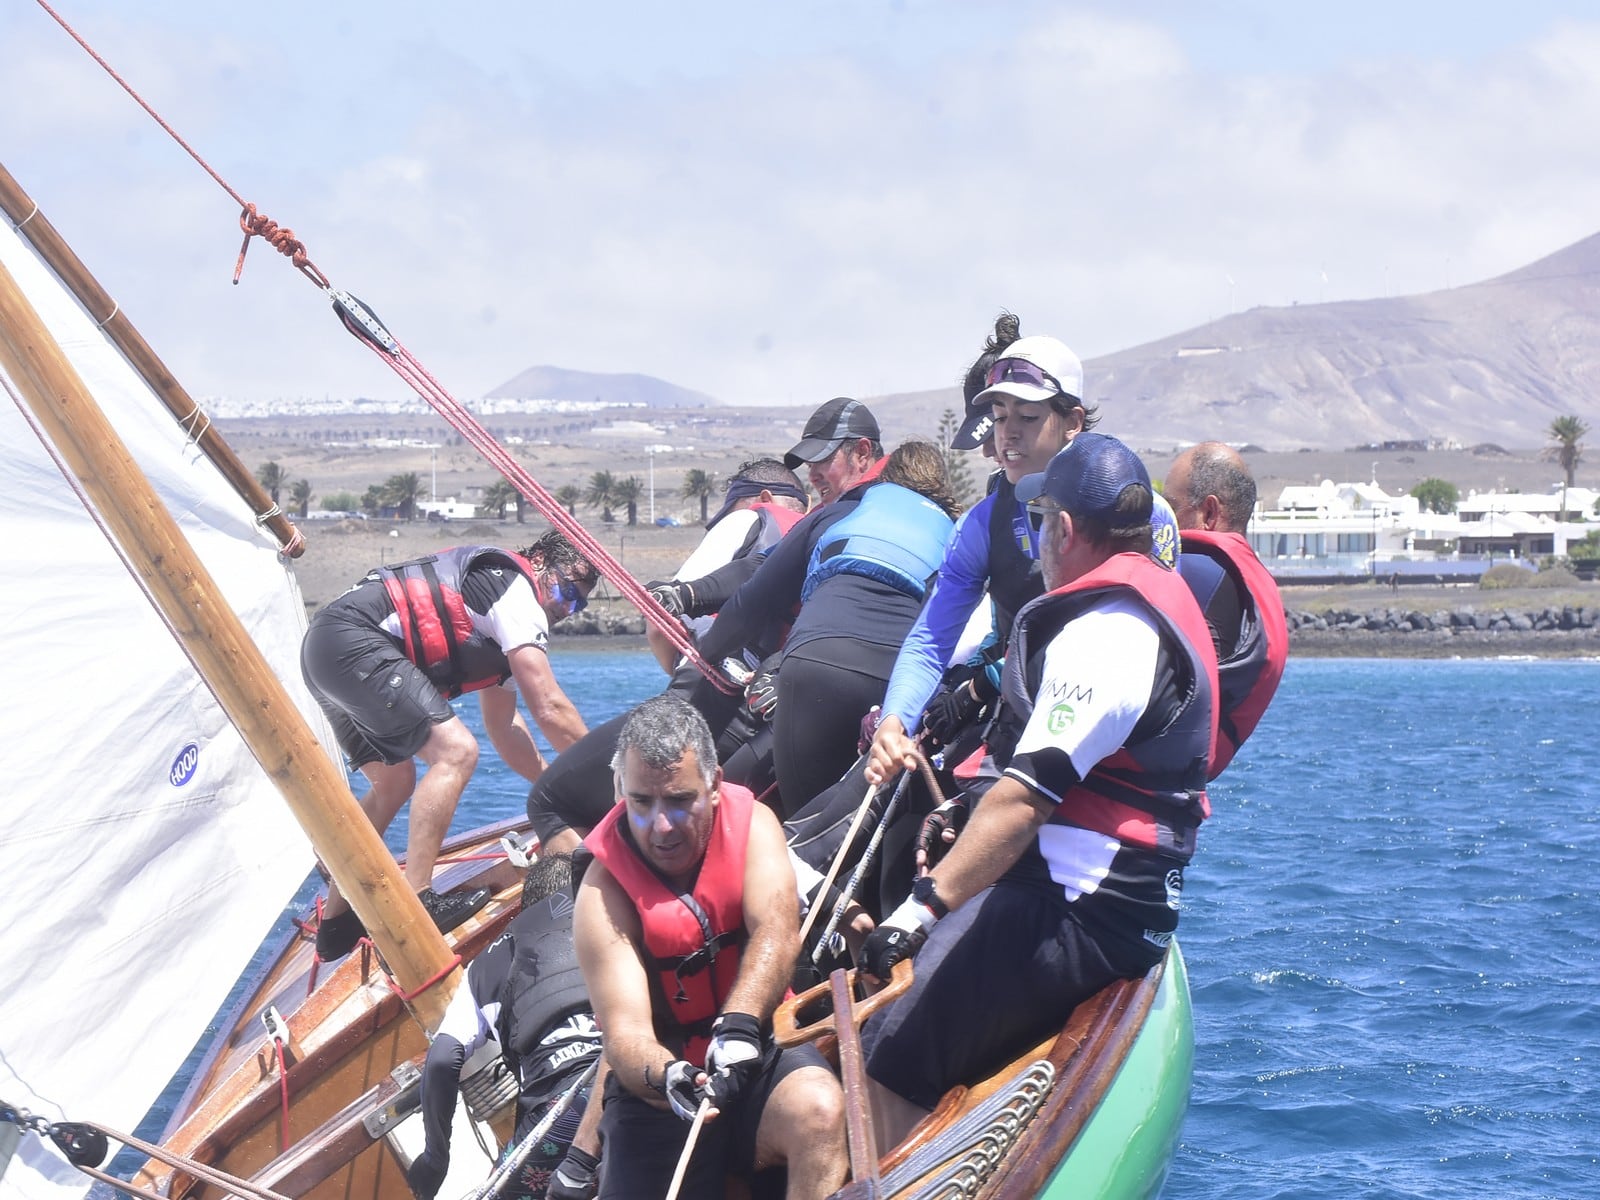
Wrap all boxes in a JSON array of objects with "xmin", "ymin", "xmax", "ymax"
[{"xmin": 1014, "ymin": 432, "xmax": 1153, "ymax": 528}]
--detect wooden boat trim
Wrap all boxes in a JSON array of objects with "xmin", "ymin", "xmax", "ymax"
[
  {"xmin": 147, "ymin": 827, "xmax": 532, "ymax": 1197},
  {"xmin": 980, "ymin": 959, "xmax": 1162, "ymax": 1199}
]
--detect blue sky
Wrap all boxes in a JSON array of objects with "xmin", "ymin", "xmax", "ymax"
[{"xmin": 4, "ymin": 1, "xmax": 1599, "ymax": 408}]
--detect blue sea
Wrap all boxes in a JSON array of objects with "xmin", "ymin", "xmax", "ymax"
[{"xmin": 134, "ymin": 653, "xmax": 1600, "ymax": 1198}]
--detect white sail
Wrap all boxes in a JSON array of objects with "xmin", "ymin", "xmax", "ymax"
[{"xmin": 0, "ymin": 215, "xmax": 329, "ymax": 1199}]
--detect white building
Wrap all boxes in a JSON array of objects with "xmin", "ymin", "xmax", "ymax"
[{"xmin": 1247, "ymin": 477, "xmax": 1600, "ymax": 579}]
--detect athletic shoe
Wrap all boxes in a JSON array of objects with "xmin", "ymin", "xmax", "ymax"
[
  {"xmin": 315, "ymin": 908, "xmax": 367, "ymax": 960},
  {"xmin": 419, "ymin": 886, "xmax": 492, "ymax": 934}
]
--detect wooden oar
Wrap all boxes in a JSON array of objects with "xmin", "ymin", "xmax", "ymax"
[
  {"xmin": 797, "ymin": 777, "xmax": 882, "ymax": 952},
  {"xmin": 829, "ymin": 970, "xmax": 882, "ymax": 1194},
  {"xmin": 664, "ymin": 1099, "xmax": 712, "ymax": 1200}
]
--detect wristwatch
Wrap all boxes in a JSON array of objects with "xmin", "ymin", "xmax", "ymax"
[{"xmin": 912, "ymin": 874, "xmax": 949, "ymax": 919}]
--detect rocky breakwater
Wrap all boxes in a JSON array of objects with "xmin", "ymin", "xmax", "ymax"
[{"xmin": 1287, "ymin": 603, "xmax": 1600, "ymax": 658}]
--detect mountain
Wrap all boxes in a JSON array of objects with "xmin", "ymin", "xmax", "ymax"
[
  {"xmin": 866, "ymin": 233, "xmax": 1600, "ymax": 452},
  {"xmin": 486, "ymin": 365, "xmax": 717, "ymax": 409}
]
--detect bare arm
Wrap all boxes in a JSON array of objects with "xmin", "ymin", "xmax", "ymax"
[
  {"xmin": 477, "ymin": 686, "xmax": 547, "ymax": 782},
  {"xmin": 722, "ymin": 803, "xmax": 800, "ymax": 1021},
  {"xmin": 574, "ymin": 863, "xmax": 676, "ymax": 1107},
  {"xmin": 570, "ymin": 1056, "xmax": 608, "ymax": 1155},
  {"xmin": 506, "ymin": 643, "xmax": 587, "ymax": 752},
  {"xmin": 926, "ymin": 776, "xmax": 1053, "ymax": 911},
  {"xmin": 645, "ymin": 624, "xmax": 682, "ymax": 674}
]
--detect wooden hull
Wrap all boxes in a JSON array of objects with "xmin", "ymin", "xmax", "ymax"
[
  {"xmin": 142, "ymin": 822, "xmax": 1193, "ymax": 1200},
  {"xmin": 135, "ymin": 819, "xmax": 531, "ymax": 1200}
]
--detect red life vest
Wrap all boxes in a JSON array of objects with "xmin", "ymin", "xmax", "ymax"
[
  {"xmin": 990, "ymin": 552, "xmax": 1219, "ymax": 860},
  {"xmin": 378, "ymin": 545, "xmax": 541, "ymax": 698},
  {"xmin": 749, "ymin": 500, "xmax": 805, "ymax": 543},
  {"xmin": 1179, "ymin": 530, "xmax": 1289, "ymax": 777},
  {"xmin": 585, "ymin": 783, "xmax": 754, "ymax": 1067}
]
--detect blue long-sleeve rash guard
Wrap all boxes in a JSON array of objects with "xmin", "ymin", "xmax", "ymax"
[{"xmin": 882, "ymin": 490, "xmax": 1038, "ymax": 732}]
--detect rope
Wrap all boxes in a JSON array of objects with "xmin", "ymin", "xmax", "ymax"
[
  {"xmin": 2, "ymin": 1099, "xmax": 294, "ymax": 1200},
  {"xmin": 273, "ymin": 1037, "xmax": 291, "ymax": 1153},
  {"xmin": 33, "ymin": 0, "xmax": 737, "ymax": 692}
]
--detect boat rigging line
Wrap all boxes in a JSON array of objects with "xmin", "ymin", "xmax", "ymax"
[{"xmin": 31, "ymin": 0, "xmax": 736, "ymax": 693}]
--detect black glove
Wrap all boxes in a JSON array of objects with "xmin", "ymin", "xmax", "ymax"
[
  {"xmin": 406, "ymin": 1149, "xmax": 448, "ymax": 1200},
  {"xmin": 659, "ymin": 1058, "xmax": 706, "ymax": 1121},
  {"xmin": 547, "ymin": 1145, "xmax": 600, "ymax": 1200},
  {"xmin": 646, "ymin": 579, "xmax": 691, "ymax": 617},
  {"xmin": 914, "ymin": 800, "xmax": 969, "ymax": 871},
  {"xmin": 860, "ymin": 925, "xmax": 925, "ymax": 983},
  {"xmin": 745, "ymin": 656, "xmax": 781, "ymax": 722},
  {"xmin": 704, "ymin": 1012, "xmax": 765, "ymax": 1113},
  {"xmin": 921, "ymin": 679, "xmax": 985, "ymax": 746}
]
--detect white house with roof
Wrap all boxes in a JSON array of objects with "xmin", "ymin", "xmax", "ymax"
[{"xmin": 1245, "ymin": 476, "xmax": 1600, "ymax": 579}]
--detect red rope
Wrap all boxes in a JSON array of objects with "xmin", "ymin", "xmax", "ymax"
[
  {"xmin": 33, "ymin": 0, "xmax": 737, "ymax": 693},
  {"xmin": 384, "ymin": 952, "xmax": 463, "ymax": 1003},
  {"xmin": 272, "ymin": 1037, "xmax": 290, "ymax": 1153}
]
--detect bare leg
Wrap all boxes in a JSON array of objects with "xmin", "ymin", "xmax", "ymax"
[
  {"xmin": 402, "ymin": 716, "xmax": 479, "ymax": 892},
  {"xmin": 540, "ymin": 827, "xmax": 582, "ymax": 856},
  {"xmin": 752, "ymin": 1064, "xmax": 848, "ymax": 1200},
  {"xmin": 322, "ymin": 758, "xmax": 417, "ymax": 918}
]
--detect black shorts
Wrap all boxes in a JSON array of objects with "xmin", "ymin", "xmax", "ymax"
[
  {"xmin": 860, "ymin": 865, "xmax": 1170, "ymax": 1110},
  {"xmin": 596, "ymin": 1044, "xmax": 827, "ymax": 1200},
  {"xmin": 301, "ymin": 609, "xmax": 454, "ymax": 769}
]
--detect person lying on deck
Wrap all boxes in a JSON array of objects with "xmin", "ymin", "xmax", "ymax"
[{"xmin": 407, "ymin": 853, "xmax": 605, "ymax": 1200}]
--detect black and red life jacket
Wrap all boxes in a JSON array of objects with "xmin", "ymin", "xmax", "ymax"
[
  {"xmin": 988, "ymin": 552, "xmax": 1219, "ymax": 861},
  {"xmin": 585, "ymin": 783, "xmax": 754, "ymax": 1067},
  {"xmin": 1178, "ymin": 530, "xmax": 1289, "ymax": 777},
  {"xmin": 379, "ymin": 545, "xmax": 540, "ymax": 698}
]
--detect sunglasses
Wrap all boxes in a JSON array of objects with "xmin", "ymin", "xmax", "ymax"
[
  {"xmin": 549, "ymin": 572, "xmax": 589, "ymax": 615},
  {"xmin": 986, "ymin": 357, "xmax": 1066, "ymax": 396},
  {"xmin": 1024, "ymin": 499, "xmax": 1062, "ymax": 529}
]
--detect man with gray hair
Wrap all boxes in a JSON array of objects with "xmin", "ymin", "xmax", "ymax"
[
  {"xmin": 1164, "ymin": 442, "xmax": 1288, "ymax": 777},
  {"xmin": 575, "ymin": 695, "xmax": 846, "ymax": 1199}
]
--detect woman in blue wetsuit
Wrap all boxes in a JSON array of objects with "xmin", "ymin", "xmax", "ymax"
[
  {"xmin": 695, "ymin": 441, "xmax": 959, "ymax": 817},
  {"xmin": 868, "ymin": 322, "xmax": 1098, "ymax": 772}
]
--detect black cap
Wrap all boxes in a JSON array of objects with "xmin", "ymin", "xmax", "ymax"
[{"xmin": 783, "ymin": 397, "xmax": 880, "ymax": 469}]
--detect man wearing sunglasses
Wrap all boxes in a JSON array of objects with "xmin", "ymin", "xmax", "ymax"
[
  {"xmin": 858, "ymin": 434, "xmax": 1217, "ymax": 1139},
  {"xmin": 302, "ymin": 529, "xmax": 595, "ymax": 959}
]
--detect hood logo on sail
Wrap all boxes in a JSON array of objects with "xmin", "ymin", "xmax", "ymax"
[{"xmin": 170, "ymin": 742, "xmax": 200, "ymax": 787}]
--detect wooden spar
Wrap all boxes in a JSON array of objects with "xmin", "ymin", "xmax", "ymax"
[
  {"xmin": 0, "ymin": 160, "xmax": 305, "ymax": 557},
  {"xmin": 0, "ymin": 252, "xmax": 459, "ymax": 1030}
]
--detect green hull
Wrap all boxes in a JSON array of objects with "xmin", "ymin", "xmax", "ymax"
[{"xmin": 1035, "ymin": 940, "xmax": 1194, "ymax": 1200}]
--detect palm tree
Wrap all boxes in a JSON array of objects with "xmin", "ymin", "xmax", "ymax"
[
  {"xmin": 555, "ymin": 484, "xmax": 582, "ymax": 516},
  {"xmin": 1545, "ymin": 415, "xmax": 1588, "ymax": 521},
  {"xmin": 936, "ymin": 408, "xmax": 979, "ymax": 509},
  {"xmin": 288, "ymin": 479, "xmax": 314, "ymax": 519},
  {"xmin": 480, "ymin": 479, "xmax": 519, "ymax": 520},
  {"xmin": 612, "ymin": 475, "xmax": 645, "ymax": 526},
  {"xmin": 586, "ymin": 470, "xmax": 617, "ymax": 523},
  {"xmin": 384, "ymin": 472, "xmax": 423, "ymax": 520},
  {"xmin": 681, "ymin": 468, "xmax": 716, "ymax": 524},
  {"xmin": 256, "ymin": 460, "xmax": 286, "ymax": 504}
]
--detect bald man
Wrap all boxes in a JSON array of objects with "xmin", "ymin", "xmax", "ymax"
[{"xmin": 1164, "ymin": 443, "xmax": 1288, "ymax": 777}]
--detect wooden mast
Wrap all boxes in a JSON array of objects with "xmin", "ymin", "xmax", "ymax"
[
  {"xmin": 0, "ymin": 161, "xmax": 305, "ymax": 557},
  {"xmin": 0, "ymin": 252, "xmax": 458, "ymax": 1030}
]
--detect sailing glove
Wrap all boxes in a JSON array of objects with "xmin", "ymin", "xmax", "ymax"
[
  {"xmin": 914, "ymin": 800, "xmax": 969, "ymax": 872},
  {"xmin": 405, "ymin": 1149, "xmax": 448, "ymax": 1200},
  {"xmin": 645, "ymin": 580, "xmax": 692, "ymax": 617},
  {"xmin": 660, "ymin": 1059, "xmax": 707, "ymax": 1121},
  {"xmin": 857, "ymin": 705, "xmax": 882, "ymax": 755},
  {"xmin": 547, "ymin": 1145, "xmax": 601, "ymax": 1200},
  {"xmin": 860, "ymin": 894, "xmax": 940, "ymax": 983},
  {"xmin": 745, "ymin": 656, "xmax": 781, "ymax": 721},
  {"xmin": 705, "ymin": 1012, "xmax": 765, "ymax": 1113},
  {"xmin": 921, "ymin": 672, "xmax": 996, "ymax": 746}
]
